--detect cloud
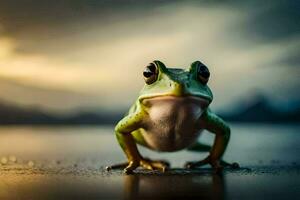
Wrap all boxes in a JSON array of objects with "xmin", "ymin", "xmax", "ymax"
[
  {"xmin": 0, "ymin": 37, "xmax": 15, "ymax": 59},
  {"xmin": 0, "ymin": 77, "xmax": 97, "ymax": 113},
  {"xmin": 0, "ymin": 1, "xmax": 299, "ymax": 112},
  {"xmin": 239, "ymin": 1, "xmax": 300, "ymax": 42}
]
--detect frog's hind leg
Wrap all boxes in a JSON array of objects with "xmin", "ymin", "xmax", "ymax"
[
  {"xmin": 186, "ymin": 141, "xmax": 239, "ymax": 169},
  {"xmin": 184, "ymin": 111, "xmax": 240, "ymax": 172},
  {"xmin": 185, "ymin": 142, "xmax": 214, "ymax": 168}
]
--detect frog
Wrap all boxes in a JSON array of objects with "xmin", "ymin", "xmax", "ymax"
[{"xmin": 106, "ymin": 60, "xmax": 239, "ymax": 174}]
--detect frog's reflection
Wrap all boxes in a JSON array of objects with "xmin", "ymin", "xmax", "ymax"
[{"xmin": 123, "ymin": 171, "xmax": 225, "ymax": 200}]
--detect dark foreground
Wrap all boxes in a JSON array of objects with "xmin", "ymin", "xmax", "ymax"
[
  {"xmin": 0, "ymin": 165, "xmax": 299, "ymax": 200},
  {"xmin": 0, "ymin": 124, "xmax": 299, "ymax": 199}
]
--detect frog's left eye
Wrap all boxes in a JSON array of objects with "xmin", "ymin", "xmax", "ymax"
[
  {"xmin": 143, "ymin": 63, "xmax": 158, "ymax": 84},
  {"xmin": 197, "ymin": 62, "xmax": 210, "ymax": 85}
]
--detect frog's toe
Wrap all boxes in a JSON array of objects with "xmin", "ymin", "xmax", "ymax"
[
  {"xmin": 231, "ymin": 162, "xmax": 240, "ymax": 169},
  {"xmin": 151, "ymin": 161, "xmax": 169, "ymax": 172},
  {"xmin": 184, "ymin": 156, "xmax": 211, "ymax": 169},
  {"xmin": 124, "ymin": 168, "xmax": 134, "ymax": 174},
  {"xmin": 124, "ymin": 161, "xmax": 140, "ymax": 174},
  {"xmin": 120, "ymin": 158, "xmax": 170, "ymax": 173},
  {"xmin": 159, "ymin": 160, "xmax": 170, "ymax": 168},
  {"xmin": 220, "ymin": 160, "xmax": 240, "ymax": 169},
  {"xmin": 140, "ymin": 159, "xmax": 169, "ymax": 172},
  {"xmin": 144, "ymin": 158, "xmax": 170, "ymax": 170},
  {"xmin": 106, "ymin": 162, "xmax": 128, "ymax": 171},
  {"xmin": 184, "ymin": 162, "xmax": 196, "ymax": 169},
  {"xmin": 140, "ymin": 159, "xmax": 154, "ymax": 170},
  {"xmin": 210, "ymin": 161, "xmax": 223, "ymax": 173}
]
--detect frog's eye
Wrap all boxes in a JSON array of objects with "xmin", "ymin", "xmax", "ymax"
[
  {"xmin": 197, "ymin": 62, "xmax": 210, "ymax": 85},
  {"xmin": 143, "ymin": 63, "xmax": 158, "ymax": 84}
]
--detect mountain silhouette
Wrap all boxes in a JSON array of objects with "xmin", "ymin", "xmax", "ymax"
[
  {"xmin": 0, "ymin": 94, "xmax": 299, "ymax": 125},
  {"xmin": 220, "ymin": 94, "xmax": 300, "ymax": 123},
  {"xmin": 0, "ymin": 101, "xmax": 123, "ymax": 125}
]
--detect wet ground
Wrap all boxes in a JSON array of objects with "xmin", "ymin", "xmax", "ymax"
[{"xmin": 0, "ymin": 124, "xmax": 299, "ymax": 199}]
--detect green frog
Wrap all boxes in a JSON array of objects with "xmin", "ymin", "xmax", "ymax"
[{"xmin": 106, "ymin": 60, "xmax": 239, "ymax": 174}]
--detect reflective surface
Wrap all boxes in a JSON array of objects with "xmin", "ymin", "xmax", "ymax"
[{"xmin": 0, "ymin": 124, "xmax": 299, "ymax": 199}]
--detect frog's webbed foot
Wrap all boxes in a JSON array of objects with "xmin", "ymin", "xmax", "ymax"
[
  {"xmin": 106, "ymin": 158, "xmax": 170, "ymax": 174},
  {"xmin": 220, "ymin": 160, "xmax": 240, "ymax": 169},
  {"xmin": 143, "ymin": 157, "xmax": 170, "ymax": 169},
  {"xmin": 184, "ymin": 156, "xmax": 239, "ymax": 173},
  {"xmin": 124, "ymin": 158, "xmax": 170, "ymax": 174},
  {"xmin": 106, "ymin": 162, "xmax": 128, "ymax": 171}
]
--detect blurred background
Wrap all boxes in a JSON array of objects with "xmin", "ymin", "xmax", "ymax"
[{"xmin": 0, "ymin": 0, "xmax": 299, "ymax": 124}]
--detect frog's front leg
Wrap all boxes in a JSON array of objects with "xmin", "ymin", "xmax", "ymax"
[
  {"xmin": 185, "ymin": 110, "xmax": 239, "ymax": 172},
  {"xmin": 107, "ymin": 112, "xmax": 169, "ymax": 174}
]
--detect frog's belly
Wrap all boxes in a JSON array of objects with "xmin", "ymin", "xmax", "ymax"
[{"xmin": 141, "ymin": 96, "xmax": 208, "ymax": 152}]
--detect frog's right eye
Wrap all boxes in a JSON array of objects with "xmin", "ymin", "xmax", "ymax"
[
  {"xmin": 197, "ymin": 62, "xmax": 210, "ymax": 85},
  {"xmin": 143, "ymin": 63, "xmax": 158, "ymax": 84}
]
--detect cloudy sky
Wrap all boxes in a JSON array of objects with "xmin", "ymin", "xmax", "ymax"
[{"xmin": 0, "ymin": 0, "xmax": 299, "ymax": 113}]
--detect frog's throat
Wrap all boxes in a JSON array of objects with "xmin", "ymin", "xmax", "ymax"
[{"xmin": 138, "ymin": 94, "xmax": 209, "ymax": 151}]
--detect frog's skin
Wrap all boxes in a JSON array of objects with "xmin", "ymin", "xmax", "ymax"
[{"xmin": 106, "ymin": 60, "xmax": 239, "ymax": 174}]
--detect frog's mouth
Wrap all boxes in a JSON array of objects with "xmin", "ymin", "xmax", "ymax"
[{"xmin": 140, "ymin": 94, "xmax": 210, "ymax": 108}]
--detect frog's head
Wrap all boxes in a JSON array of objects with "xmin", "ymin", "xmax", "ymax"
[{"xmin": 139, "ymin": 60, "xmax": 213, "ymax": 107}]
